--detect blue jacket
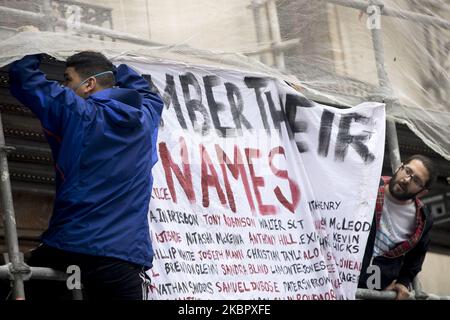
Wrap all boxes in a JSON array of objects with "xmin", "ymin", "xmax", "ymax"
[{"xmin": 9, "ymin": 54, "xmax": 163, "ymax": 268}]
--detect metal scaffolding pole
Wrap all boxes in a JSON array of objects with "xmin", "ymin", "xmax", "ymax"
[
  {"xmin": 266, "ymin": 0, "xmax": 285, "ymax": 69},
  {"xmin": 0, "ymin": 5, "xmax": 161, "ymax": 47},
  {"xmin": 0, "ymin": 112, "xmax": 26, "ymax": 299},
  {"xmin": 0, "ymin": 265, "xmax": 65, "ymax": 281},
  {"xmin": 326, "ymin": 0, "xmax": 450, "ymax": 30},
  {"xmin": 368, "ymin": 1, "xmax": 402, "ymax": 171},
  {"xmin": 240, "ymin": 38, "xmax": 299, "ymax": 55},
  {"xmin": 355, "ymin": 287, "xmax": 450, "ymax": 300},
  {"xmin": 356, "ymin": 288, "xmax": 405, "ymax": 300},
  {"xmin": 0, "ymin": 264, "xmax": 83, "ymax": 300},
  {"xmin": 249, "ymin": 0, "xmax": 292, "ymax": 69},
  {"xmin": 250, "ymin": 0, "xmax": 269, "ymax": 64}
]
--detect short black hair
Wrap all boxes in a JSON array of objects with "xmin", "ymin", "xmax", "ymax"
[
  {"xmin": 66, "ymin": 51, "xmax": 115, "ymax": 88},
  {"xmin": 404, "ymin": 154, "xmax": 437, "ymax": 189}
]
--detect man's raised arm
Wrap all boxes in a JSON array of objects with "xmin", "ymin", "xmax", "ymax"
[
  {"xmin": 114, "ymin": 64, "xmax": 163, "ymax": 114},
  {"xmin": 9, "ymin": 54, "xmax": 87, "ymax": 137}
]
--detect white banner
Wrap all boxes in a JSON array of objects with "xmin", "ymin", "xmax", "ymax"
[{"xmin": 119, "ymin": 60, "xmax": 386, "ymax": 300}]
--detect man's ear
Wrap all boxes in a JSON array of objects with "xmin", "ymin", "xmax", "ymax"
[
  {"xmin": 80, "ymin": 77, "xmax": 98, "ymax": 97},
  {"xmin": 85, "ymin": 77, "xmax": 97, "ymax": 92}
]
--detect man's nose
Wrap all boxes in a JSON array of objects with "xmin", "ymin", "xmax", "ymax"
[{"xmin": 401, "ymin": 176, "xmax": 412, "ymax": 185}]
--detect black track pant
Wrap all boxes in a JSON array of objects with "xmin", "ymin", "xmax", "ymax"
[{"xmin": 24, "ymin": 244, "xmax": 151, "ymax": 300}]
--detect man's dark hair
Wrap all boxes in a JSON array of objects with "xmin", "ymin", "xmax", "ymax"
[
  {"xmin": 404, "ymin": 154, "xmax": 438, "ymax": 189},
  {"xmin": 66, "ymin": 51, "xmax": 115, "ymax": 88}
]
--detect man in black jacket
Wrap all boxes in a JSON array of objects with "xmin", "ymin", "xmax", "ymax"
[{"xmin": 358, "ymin": 154, "xmax": 436, "ymax": 300}]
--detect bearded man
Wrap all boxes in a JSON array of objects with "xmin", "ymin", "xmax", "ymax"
[{"xmin": 358, "ymin": 154, "xmax": 437, "ymax": 300}]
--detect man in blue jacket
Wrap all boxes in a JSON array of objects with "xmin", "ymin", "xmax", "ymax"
[{"xmin": 9, "ymin": 51, "xmax": 163, "ymax": 300}]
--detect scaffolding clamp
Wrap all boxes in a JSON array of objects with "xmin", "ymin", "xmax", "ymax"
[
  {"xmin": 4, "ymin": 252, "xmax": 32, "ymax": 281},
  {"xmin": 0, "ymin": 144, "xmax": 16, "ymax": 153},
  {"xmin": 369, "ymin": 0, "xmax": 384, "ymax": 10}
]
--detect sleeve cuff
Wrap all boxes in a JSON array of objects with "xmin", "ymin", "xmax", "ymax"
[{"xmin": 396, "ymin": 275, "xmax": 413, "ymax": 288}]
